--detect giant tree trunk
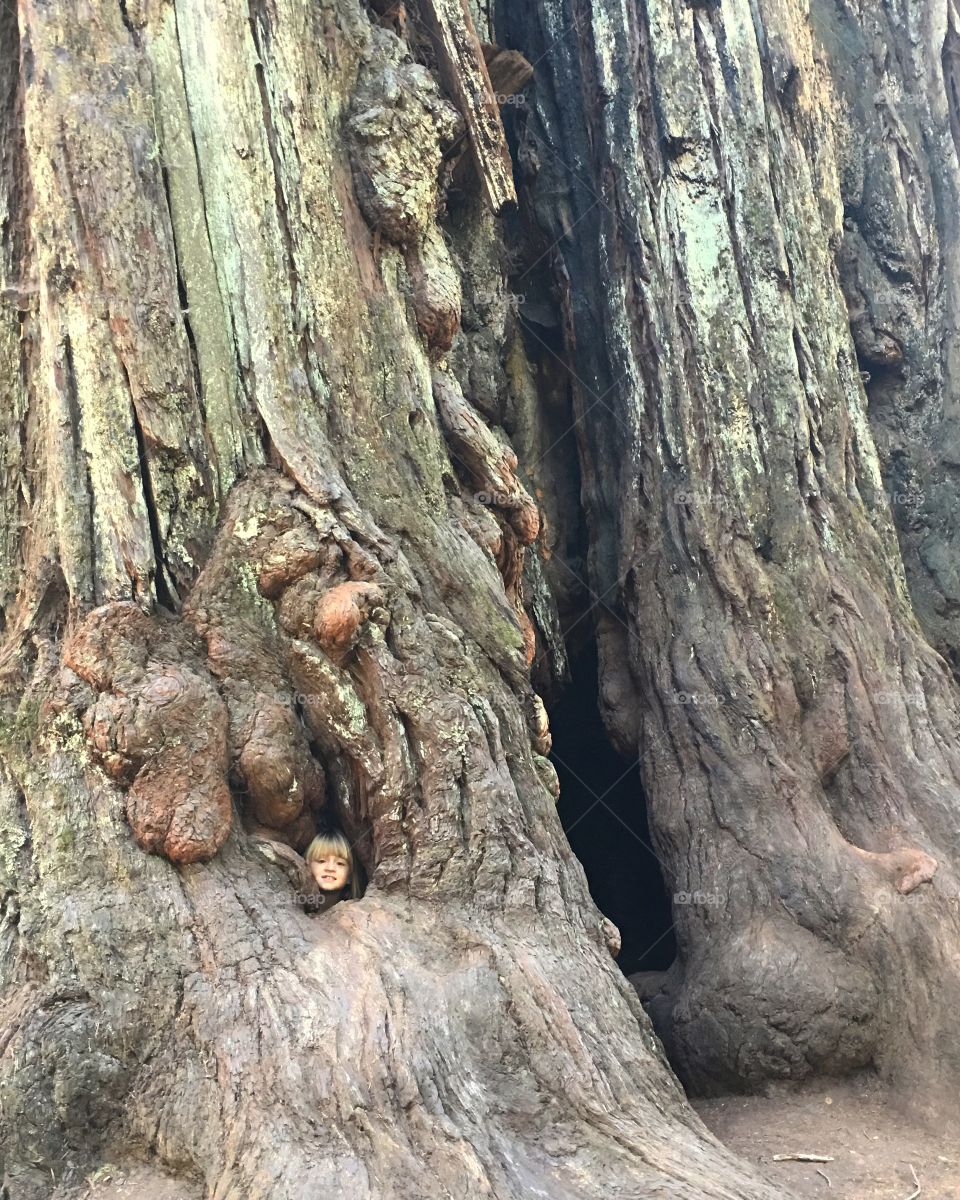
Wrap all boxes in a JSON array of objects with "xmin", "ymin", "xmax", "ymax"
[
  {"xmin": 0, "ymin": 1, "xmax": 786, "ymax": 1197},
  {"xmin": 506, "ymin": 0, "xmax": 960, "ymax": 1108},
  {"xmin": 1, "ymin": 0, "xmax": 958, "ymax": 1196}
]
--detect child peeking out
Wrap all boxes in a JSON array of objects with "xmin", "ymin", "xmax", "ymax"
[{"xmin": 304, "ymin": 830, "xmax": 360, "ymax": 914}]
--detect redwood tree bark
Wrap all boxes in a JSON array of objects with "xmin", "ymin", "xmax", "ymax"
[
  {"xmin": 3, "ymin": 0, "xmax": 959, "ymax": 1193},
  {"xmin": 0, "ymin": 1, "xmax": 785, "ymax": 1198},
  {"xmin": 505, "ymin": 0, "xmax": 960, "ymax": 1109}
]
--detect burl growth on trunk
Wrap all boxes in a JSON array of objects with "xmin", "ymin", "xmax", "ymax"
[{"xmin": 56, "ymin": 473, "xmax": 397, "ymax": 866}]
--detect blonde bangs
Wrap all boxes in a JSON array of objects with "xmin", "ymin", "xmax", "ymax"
[{"xmin": 305, "ymin": 831, "xmax": 353, "ymax": 865}]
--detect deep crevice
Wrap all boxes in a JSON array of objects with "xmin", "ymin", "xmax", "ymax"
[
  {"xmin": 117, "ymin": 0, "xmax": 139, "ymax": 44},
  {"xmin": 247, "ymin": 4, "xmax": 302, "ymax": 322},
  {"xmin": 159, "ymin": 165, "xmax": 205, "ymax": 422},
  {"xmin": 550, "ymin": 641, "xmax": 675, "ymax": 976},
  {"xmin": 61, "ymin": 334, "xmax": 96, "ymax": 604},
  {"xmin": 127, "ymin": 383, "xmax": 179, "ymax": 613}
]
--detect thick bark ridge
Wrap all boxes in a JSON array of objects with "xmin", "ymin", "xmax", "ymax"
[{"xmin": 504, "ymin": 0, "xmax": 960, "ymax": 1103}]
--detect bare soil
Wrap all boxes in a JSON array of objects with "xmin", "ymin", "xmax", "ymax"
[
  {"xmin": 51, "ymin": 1166, "xmax": 201, "ymax": 1200},
  {"xmin": 695, "ymin": 1076, "xmax": 960, "ymax": 1199},
  {"xmin": 49, "ymin": 1077, "xmax": 960, "ymax": 1199}
]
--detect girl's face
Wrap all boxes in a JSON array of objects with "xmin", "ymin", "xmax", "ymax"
[{"xmin": 309, "ymin": 853, "xmax": 351, "ymax": 892}]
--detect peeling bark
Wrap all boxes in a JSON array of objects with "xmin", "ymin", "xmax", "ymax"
[{"xmin": 419, "ymin": 0, "xmax": 517, "ymax": 211}]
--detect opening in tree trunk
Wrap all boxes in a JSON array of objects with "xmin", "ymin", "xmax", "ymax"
[{"xmin": 550, "ymin": 644, "xmax": 676, "ymax": 977}]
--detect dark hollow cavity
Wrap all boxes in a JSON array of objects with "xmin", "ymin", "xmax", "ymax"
[{"xmin": 550, "ymin": 647, "xmax": 676, "ymax": 975}]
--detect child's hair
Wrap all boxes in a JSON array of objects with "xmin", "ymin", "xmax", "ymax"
[{"xmin": 304, "ymin": 830, "xmax": 361, "ymax": 898}]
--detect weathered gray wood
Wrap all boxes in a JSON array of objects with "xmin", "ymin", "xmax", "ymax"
[{"xmin": 419, "ymin": 0, "xmax": 517, "ymax": 211}]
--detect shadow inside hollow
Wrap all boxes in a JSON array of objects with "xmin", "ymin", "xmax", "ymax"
[{"xmin": 550, "ymin": 646, "xmax": 676, "ymax": 975}]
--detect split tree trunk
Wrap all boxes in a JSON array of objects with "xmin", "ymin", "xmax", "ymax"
[
  {"xmin": 0, "ymin": 0, "xmax": 785, "ymax": 1197},
  {"xmin": 505, "ymin": 0, "xmax": 960, "ymax": 1107},
  {"xmin": 3, "ymin": 0, "xmax": 960, "ymax": 1194}
]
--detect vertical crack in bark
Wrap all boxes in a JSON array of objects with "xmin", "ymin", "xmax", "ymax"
[
  {"xmin": 169, "ymin": 2, "xmax": 239, "ymax": 366},
  {"xmin": 944, "ymin": 0, "xmax": 960, "ymax": 166},
  {"xmin": 692, "ymin": 12, "xmax": 761, "ymax": 352},
  {"xmin": 52, "ymin": 117, "xmax": 157, "ymax": 603},
  {"xmin": 0, "ymin": 3, "xmax": 26, "ymax": 275},
  {"xmin": 0, "ymin": 0, "xmax": 32, "ymax": 622},
  {"xmin": 124, "ymin": 365, "xmax": 179, "ymax": 611},
  {"xmin": 246, "ymin": 2, "xmax": 302, "ymax": 333},
  {"xmin": 117, "ymin": 0, "xmax": 138, "ymax": 44},
  {"xmin": 157, "ymin": 158, "xmax": 215, "ymax": 474},
  {"xmin": 60, "ymin": 333, "xmax": 96, "ymax": 604}
]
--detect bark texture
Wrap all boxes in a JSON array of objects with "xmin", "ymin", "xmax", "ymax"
[
  {"xmin": 504, "ymin": 0, "xmax": 960, "ymax": 1105},
  {"xmin": 0, "ymin": 0, "xmax": 785, "ymax": 1197},
  {"xmin": 3, "ymin": 0, "xmax": 960, "ymax": 1193}
]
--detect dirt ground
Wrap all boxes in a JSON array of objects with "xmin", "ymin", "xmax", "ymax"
[
  {"xmin": 695, "ymin": 1075, "xmax": 960, "ymax": 1199},
  {"xmin": 51, "ymin": 1165, "xmax": 201, "ymax": 1200},
  {"xmin": 46, "ymin": 1075, "xmax": 958, "ymax": 1199}
]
